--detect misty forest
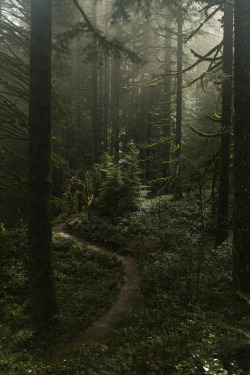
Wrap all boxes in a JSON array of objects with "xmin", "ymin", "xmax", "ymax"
[{"xmin": 1, "ymin": 0, "xmax": 250, "ymax": 374}]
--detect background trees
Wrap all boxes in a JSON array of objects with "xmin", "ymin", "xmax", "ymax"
[{"xmin": 0, "ymin": 0, "xmax": 225, "ymax": 215}]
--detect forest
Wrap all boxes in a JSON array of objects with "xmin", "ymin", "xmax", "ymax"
[{"xmin": 1, "ymin": 0, "xmax": 250, "ymax": 374}]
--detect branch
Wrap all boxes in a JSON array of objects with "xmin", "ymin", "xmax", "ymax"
[
  {"xmin": 183, "ymin": 42, "xmax": 223, "ymax": 75},
  {"xmin": 184, "ymin": 60, "xmax": 222, "ymax": 88},
  {"xmin": 190, "ymin": 48, "xmax": 222, "ymax": 62},
  {"xmin": 184, "ymin": 5, "xmax": 222, "ymax": 43},
  {"xmin": 206, "ymin": 112, "xmax": 222, "ymax": 122},
  {"xmin": 190, "ymin": 126, "xmax": 221, "ymax": 138},
  {"xmin": 0, "ymin": 181, "xmax": 27, "ymax": 193},
  {"xmin": 72, "ymin": 0, "xmax": 142, "ymax": 63}
]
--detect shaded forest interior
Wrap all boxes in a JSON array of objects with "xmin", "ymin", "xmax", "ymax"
[{"xmin": 1, "ymin": 0, "xmax": 250, "ymax": 374}]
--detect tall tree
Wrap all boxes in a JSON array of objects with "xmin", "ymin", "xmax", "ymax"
[
  {"xmin": 102, "ymin": 0, "xmax": 110, "ymax": 153},
  {"xmin": 0, "ymin": 0, "xmax": 2, "ymax": 30},
  {"xmin": 233, "ymin": 0, "xmax": 250, "ymax": 297},
  {"xmin": 140, "ymin": 85, "xmax": 151, "ymax": 185},
  {"xmin": 175, "ymin": 11, "xmax": 183, "ymax": 195},
  {"xmin": 28, "ymin": 0, "xmax": 58, "ymax": 332},
  {"xmin": 91, "ymin": 0, "xmax": 100, "ymax": 164},
  {"xmin": 76, "ymin": 36, "xmax": 83, "ymax": 170},
  {"xmin": 162, "ymin": 11, "xmax": 172, "ymax": 188},
  {"xmin": 110, "ymin": 47, "xmax": 120, "ymax": 163},
  {"xmin": 215, "ymin": 2, "xmax": 233, "ymax": 246}
]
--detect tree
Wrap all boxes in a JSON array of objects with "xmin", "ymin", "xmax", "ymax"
[
  {"xmin": 0, "ymin": 0, "xmax": 2, "ymax": 30},
  {"xmin": 28, "ymin": 0, "xmax": 58, "ymax": 332},
  {"xmin": 110, "ymin": 23, "xmax": 121, "ymax": 163},
  {"xmin": 91, "ymin": 0, "xmax": 100, "ymax": 164},
  {"xmin": 215, "ymin": 1, "xmax": 233, "ymax": 246},
  {"xmin": 233, "ymin": 0, "xmax": 250, "ymax": 297},
  {"xmin": 102, "ymin": 0, "xmax": 110, "ymax": 153},
  {"xmin": 0, "ymin": 0, "xmax": 30, "ymax": 226},
  {"xmin": 175, "ymin": 10, "xmax": 183, "ymax": 195},
  {"xmin": 162, "ymin": 10, "xmax": 172, "ymax": 187},
  {"xmin": 76, "ymin": 36, "xmax": 83, "ymax": 170},
  {"xmin": 97, "ymin": 149, "xmax": 143, "ymax": 217}
]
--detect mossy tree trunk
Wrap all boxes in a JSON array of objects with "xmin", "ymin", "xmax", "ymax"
[
  {"xmin": 215, "ymin": 2, "xmax": 233, "ymax": 246},
  {"xmin": 233, "ymin": 0, "xmax": 250, "ymax": 297},
  {"xmin": 28, "ymin": 0, "xmax": 58, "ymax": 332}
]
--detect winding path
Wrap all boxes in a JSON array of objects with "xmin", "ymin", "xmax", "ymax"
[{"xmin": 52, "ymin": 223, "xmax": 140, "ymax": 358}]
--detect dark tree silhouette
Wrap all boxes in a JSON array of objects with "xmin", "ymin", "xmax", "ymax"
[
  {"xmin": 175, "ymin": 11, "xmax": 183, "ymax": 195},
  {"xmin": 233, "ymin": 0, "xmax": 250, "ymax": 297},
  {"xmin": 110, "ymin": 51, "xmax": 120, "ymax": 163},
  {"xmin": 91, "ymin": 1, "xmax": 100, "ymax": 164},
  {"xmin": 162, "ymin": 12, "xmax": 172, "ymax": 186},
  {"xmin": 215, "ymin": 2, "xmax": 233, "ymax": 246},
  {"xmin": 28, "ymin": 0, "xmax": 58, "ymax": 332}
]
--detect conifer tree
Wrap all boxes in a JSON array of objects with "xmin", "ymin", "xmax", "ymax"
[
  {"xmin": 233, "ymin": 0, "xmax": 250, "ymax": 297},
  {"xmin": 215, "ymin": 2, "xmax": 233, "ymax": 246},
  {"xmin": 175, "ymin": 10, "xmax": 183, "ymax": 195},
  {"xmin": 162, "ymin": 10, "xmax": 172, "ymax": 186},
  {"xmin": 28, "ymin": 0, "xmax": 58, "ymax": 332}
]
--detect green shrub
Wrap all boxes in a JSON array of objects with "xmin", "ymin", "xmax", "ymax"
[{"xmin": 95, "ymin": 151, "xmax": 145, "ymax": 217}]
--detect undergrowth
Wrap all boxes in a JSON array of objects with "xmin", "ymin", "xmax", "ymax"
[
  {"xmin": 1, "ymin": 194, "xmax": 250, "ymax": 374},
  {"xmin": 63, "ymin": 194, "xmax": 250, "ymax": 375},
  {"xmin": 0, "ymin": 229, "xmax": 123, "ymax": 374}
]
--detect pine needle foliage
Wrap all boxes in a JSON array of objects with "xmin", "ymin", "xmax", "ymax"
[{"xmin": 96, "ymin": 149, "xmax": 145, "ymax": 217}]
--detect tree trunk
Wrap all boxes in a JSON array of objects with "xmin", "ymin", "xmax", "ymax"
[
  {"xmin": 140, "ymin": 86, "xmax": 151, "ymax": 185},
  {"xmin": 110, "ymin": 53, "xmax": 120, "ymax": 163},
  {"xmin": 103, "ymin": 54, "xmax": 110, "ymax": 153},
  {"xmin": 175, "ymin": 12, "xmax": 183, "ymax": 195},
  {"xmin": 0, "ymin": 0, "xmax": 2, "ymax": 30},
  {"xmin": 76, "ymin": 37, "xmax": 82, "ymax": 170},
  {"xmin": 162, "ymin": 13, "xmax": 172, "ymax": 185},
  {"xmin": 215, "ymin": 3, "xmax": 233, "ymax": 246},
  {"xmin": 28, "ymin": 0, "xmax": 58, "ymax": 332},
  {"xmin": 103, "ymin": 0, "xmax": 109, "ymax": 153},
  {"xmin": 99, "ymin": 53, "xmax": 103, "ymax": 155},
  {"xmin": 233, "ymin": 0, "xmax": 250, "ymax": 297},
  {"xmin": 91, "ymin": 1, "xmax": 99, "ymax": 164},
  {"xmin": 146, "ymin": 89, "xmax": 152, "ymax": 183}
]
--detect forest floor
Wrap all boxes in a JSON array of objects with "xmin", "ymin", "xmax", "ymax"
[
  {"xmin": 51, "ymin": 223, "xmax": 140, "ymax": 360},
  {"xmin": 2, "ymin": 200, "xmax": 250, "ymax": 374}
]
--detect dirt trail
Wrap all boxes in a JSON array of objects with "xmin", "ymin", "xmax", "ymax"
[{"xmin": 52, "ymin": 223, "xmax": 140, "ymax": 358}]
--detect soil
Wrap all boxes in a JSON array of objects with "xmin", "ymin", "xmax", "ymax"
[{"xmin": 51, "ymin": 223, "xmax": 140, "ymax": 359}]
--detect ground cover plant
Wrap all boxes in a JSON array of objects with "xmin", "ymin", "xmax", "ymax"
[
  {"xmin": 65, "ymin": 195, "xmax": 250, "ymax": 374},
  {"xmin": 0, "ymin": 229, "xmax": 124, "ymax": 374}
]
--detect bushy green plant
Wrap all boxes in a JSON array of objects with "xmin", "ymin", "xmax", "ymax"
[
  {"xmin": 95, "ymin": 150, "xmax": 145, "ymax": 217},
  {"xmin": 97, "ymin": 156, "xmax": 124, "ymax": 217}
]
